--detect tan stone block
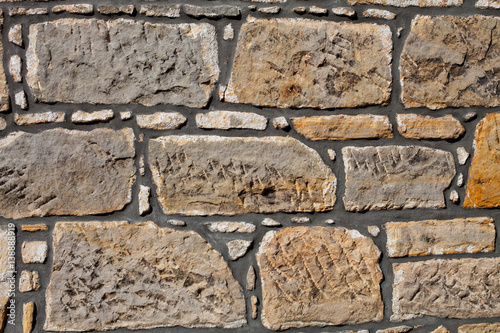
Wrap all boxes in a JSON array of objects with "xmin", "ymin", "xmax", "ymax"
[
  {"xmin": 385, "ymin": 217, "xmax": 495, "ymax": 257},
  {"xmin": 292, "ymin": 114, "xmax": 392, "ymax": 140},
  {"xmin": 465, "ymin": 113, "xmax": 500, "ymax": 208},
  {"xmin": 458, "ymin": 323, "xmax": 500, "ymax": 332},
  {"xmin": 347, "ymin": 0, "xmax": 461, "ymax": 6},
  {"xmin": 19, "ymin": 271, "xmax": 39, "ymax": 293},
  {"xmin": 21, "ymin": 241, "xmax": 47, "ymax": 263},
  {"xmin": 136, "ymin": 112, "xmax": 186, "ymax": 130},
  {"xmin": 196, "ymin": 111, "xmax": 267, "ymax": 130},
  {"xmin": 257, "ymin": 227, "xmax": 383, "ymax": 330},
  {"xmin": 22, "ymin": 302, "xmax": 34, "ymax": 333},
  {"xmin": 396, "ymin": 114, "xmax": 464, "ymax": 139},
  {"xmin": 14, "ymin": 112, "xmax": 65, "ymax": 126},
  {"xmin": 21, "ymin": 224, "xmax": 47, "ymax": 232},
  {"xmin": 224, "ymin": 17, "xmax": 392, "ymax": 109},
  {"xmin": 71, "ymin": 110, "xmax": 113, "ymax": 124}
]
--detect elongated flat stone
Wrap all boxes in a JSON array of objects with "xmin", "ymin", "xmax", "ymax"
[
  {"xmin": 292, "ymin": 115, "xmax": 392, "ymax": 140},
  {"xmin": 0, "ymin": 11, "xmax": 9, "ymax": 112},
  {"xmin": 27, "ymin": 19, "xmax": 219, "ymax": 108},
  {"xmin": 224, "ymin": 17, "xmax": 392, "ymax": 109},
  {"xmin": 476, "ymin": 0, "xmax": 500, "ymax": 8},
  {"xmin": 396, "ymin": 114, "xmax": 465, "ymax": 139},
  {"xmin": 149, "ymin": 136, "xmax": 336, "ymax": 215},
  {"xmin": 45, "ymin": 221, "xmax": 246, "ymax": 331},
  {"xmin": 183, "ymin": 5, "xmax": 240, "ymax": 18},
  {"xmin": 465, "ymin": 113, "xmax": 500, "ymax": 208},
  {"xmin": 392, "ymin": 257, "xmax": 500, "ymax": 321},
  {"xmin": 0, "ymin": 226, "xmax": 12, "ymax": 333},
  {"xmin": 385, "ymin": 217, "xmax": 495, "ymax": 257},
  {"xmin": 401, "ymin": 15, "xmax": 500, "ymax": 109},
  {"xmin": 343, "ymin": 146, "xmax": 455, "ymax": 212},
  {"xmin": 0, "ymin": 128, "xmax": 135, "ymax": 219},
  {"xmin": 196, "ymin": 111, "xmax": 267, "ymax": 130},
  {"xmin": 347, "ymin": 0, "xmax": 461, "ymax": 6},
  {"xmin": 257, "ymin": 227, "xmax": 383, "ymax": 330},
  {"xmin": 459, "ymin": 323, "xmax": 500, "ymax": 332}
]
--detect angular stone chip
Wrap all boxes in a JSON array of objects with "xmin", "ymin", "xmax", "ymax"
[
  {"xmin": 401, "ymin": 15, "xmax": 500, "ymax": 109},
  {"xmin": 385, "ymin": 217, "xmax": 495, "ymax": 257},
  {"xmin": 27, "ymin": 19, "xmax": 219, "ymax": 108},
  {"xmin": 0, "ymin": 128, "xmax": 135, "ymax": 219},
  {"xmin": 257, "ymin": 227, "xmax": 383, "ymax": 330},
  {"xmin": 343, "ymin": 146, "xmax": 455, "ymax": 212},
  {"xmin": 44, "ymin": 221, "xmax": 246, "ymax": 331},
  {"xmin": 392, "ymin": 257, "xmax": 500, "ymax": 321},
  {"xmin": 149, "ymin": 136, "xmax": 336, "ymax": 215},
  {"xmin": 465, "ymin": 113, "xmax": 500, "ymax": 208},
  {"xmin": 224, "ymin": 17, "xmax": 392, "ymax": 109}
]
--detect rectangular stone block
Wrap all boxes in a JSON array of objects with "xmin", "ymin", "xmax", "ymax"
[
  {"xmin": 347, "ymin": 0, "xmax": 461, "ymax": 6},
  {"xmin": 343, "ymin": 146, "xmax": 455, "ymax": 212},
  {"xmin": 396, "ymin": 114, "xmax": 464, "ymax": 140},
  {"xmin": 401, "ymin": 15, "xmax": 500, "ymax": 109},
  {"xmin": 459, "ymin": 323, "xmax": 500, "ymax": 332},
  {"xmin": 0, "ymin": 128, "xmax": 135, "ymax": 219},
  {"xmin": 224, "ymin": 17, "xmax": 392, "ymax": 109},
  {"xmin": 149, "ymin": 135, "xmax": 336, "ymax": 215},
  {"xmin": 27, "ymin": 19, "xmax": 219, "ymax": 108},
  {"xmin": 392, "ymin": 258, "xmax": 500, "ymax": 321},
  {"xmin": 385, "ymin": 217, "xmax": 495, "ymax": 257},
  {"xmin": 292, "ymin": 114, "xmax": 393, "ymax": 140}
]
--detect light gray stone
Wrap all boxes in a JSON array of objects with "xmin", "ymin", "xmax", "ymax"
[
  {"xmin": 140, "ymin": 5, "xmax": 180, "ymax": 17},
  {"xmin": 291, "ymin": 217, "xmax": 310, "ymax": 223},
  {"xmin": 27, "ymin": 19, "xmax": 219, "ymax": 108},
  {"xmin": 332, "ymin": 7, "xmax": 356, "ymax": 17},
  {"xmin": 9, "ymin": 7, "xmax": 48, "ymax": 16},
  {"xmin": 343, "ymin": 146, "xmax": 455, "ymax": 212},
  {"xmin": 71, "ymin": 110, "xmax": 113, "ymax": 124},
  {"xmin": 52, "ymin": 4, "xmax": 93, "ymax": 14},
  {"xmin": 272, "ymin": 116, "xmax": 289, "ymax": 130},
  {"xmin": 0, "ymin": 128, "xmax": 135, "ymax": 219},
  {"xmin": 14, "ymin": 91, "xmax": 27, "ymax": 110},
  {"xmin": 8, "ymin": 24, "xmax": 22, "ymax": 47},
  {"xmin": 184, "ymin": 5, "xmax": 240, "ymax": 18},
  {"xmin": 261, "ymin": 218, "xmax": 281, "ymax": 227},
  {"xmin": 206, "ymin": 222, "xmax": 256, "ymax": 233},
  {"xmin": 166, "ymin": 219, "xmax": 186, "ymax": 226},
  {"xmin": 309, "ymin": 6, "xmax": 328, "ymax": 14},
  {"xmin": 136, "ymin": 112, "xmax": 186, "ymax": 130},
  {"xmin": 44, "ymin": 221, "xmax": 247, "ymax": 331},
  {"xmin": 196, "ymin": 111, "xmax": 267, "ymax": 130},
  {"xmin": 258, "ymin": 6, "xmax": 281, "ymax": 13},
  {"xmin": 139, "ymin": 185, "xmax": 151, "ymax": 216},
  {"xmin": 227, "ymin": 240, "xmax": 252, "ymax": 260},
  {"xmin": 119, "ymin": 111, "xmax": 132, "ymax": 120},
  {"xmin": 14, "ymin": 112, "xmax": 65, "ymax": 126},
  {"xmin": 19, "ymin": 271, "xmax": 39, "ymax": 293},
  {"xmin": 223, "ymin": 24, "xmax": 234, "ymax": 40},
  {"xmin": 363, "ymin": 9, "xmax": 396, "ymax": 19},
  {"xmin": 9, "ymin": 55, "xmax": 21, "ymax": 82},
  {"xmin": 457, "ymin": 147, "xmax": 469, "ymax": 165},
  {"xmin": 21, "ymin": 241, "xmax": 47, "ymax": 263}
]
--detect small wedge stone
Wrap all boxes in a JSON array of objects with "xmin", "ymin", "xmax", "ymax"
[{"xmin": 227, "ymin": 240, "xmax": 252, "ymax": 260}]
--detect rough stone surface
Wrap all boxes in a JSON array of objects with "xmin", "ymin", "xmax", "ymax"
[
  {"xmin": 385, "ymin": 217, "xmax": 495, "ymax": 257},
  {"xmin": 52, "ymin": 4, "xmax": 93, "ymax": 14},
  {"xmin": 21, "ymin": 224, "xmax": 47, "ymax": 232},
  {"xmin": 14, "ymin": 90, "xmax": 27, "ymax": 110},
  {"xmin": 309, "ymin": 6, "xmax": 328, "ymax": 14},
  {"xmin": 206, "ymin": 222, "xmax": 256, "ymax": 233},
  {"xmin": 224, "ymin": 17, "xmax": 392, "ymax": 109},
  {"xmin": 8, "ymin": 24, "xmax": 22, "ymax": 47},
  {"xmin": 196, "ymin": 111, "xmax": 267, "ymax": 130},
  {"xmin": 139, "ymin": 5, "xmax": 181, "ymax": 17},
  {"xmin": 246, "ymin": 266, "xmax": 256, "ymax": 290},
  {"xmin": 258, "ymin": 6, "xmax": 281, "ymax": 13},
  {"xmin": 23, "ymin": 302, "xmax": 34, "ymax": 333},
  {"xmin": 327, "ymin": 149, "xmax": 336, "ymax": 160},
  {"xmin": 14, "ymin": 112, "xmax": 65, "ymax": 126},
  {"xmin": 0, "ymin": 128, "xmax": 135, "ymax": 219},
  {"xmin": 120, "ymin": 111, "xmax": 132, "ymax": 121},
  {"xmin": 98, "ymin": 5, "xmax": 135, "ymax": 15},
  {"xmin": 166, "ymin": 219, "xmax": 186, "ymax": 226},
  {"xmin": 27, "ymin": 19, "xmax": 219, "ymax": 108},
  {"xmin": 457, "ymin": 173, "xmax": 464, "ymax": 187},
  {"xmin": 292, "ymin": 6, "xmax": 307, "ymax": 13},
  {"xmin": 0, "ymin": 13, "xmax": 8, "ymax": 113},
  {"xmin": 291, "ymin": 217, "xmax": 310, "ymax": 224},
  {"xmin": 261, "ymin": 218, "xmax": 281, "ymax": 227},
  {"xmin": 149, "ymin": 136, "xmax": 336, "ymax": 215},
  {"xmin": 19, "ymin": 271, "xmax": 39, "ymax": 293},
  {"xmin": 332, "ymin": 7, "xmax": 356, "ymax": 17},
  {"xmin": 0, "ymin": 118, "xmax": 6, "ymax": 130},
  {"xmin": 138, "ymin": 185, "xmax": 151, "ymax": 216},
  {"xmin": 223, "ymin": 24, "xmax": 234, "ymax": 40},
  {"xmin": 401, "ymin": 15, "xmax": 500, "ymax": 109},
  {"xmin": 272, "ymin": 116, "xmax": 289, "ymax": 130},
  {"xmin": 465, "ymin": 113, "xmax": 500, "ymax": 208},
  {"xmin": 459, "ymin": 323, "xmax": 500, "ymax": 332},
  {"xmin": 184, "ymin": 5, "xmax": 240, "ymax": 18},
  {"xmin": 251, "ymin": 296, "xmax": 258, "ymax": 319},
  {"xmin": 136, "ymin": 112, "xmax": 187, "ymax": 130},
  {"xmin": 376, "ymin": 326, "xmax": 413, "ymax": 333},
  {"xmin": 257, "ymin": 227, "xmax": 383, "ymax": 330},
  {"xmin": 457, "ymin": 147, "xmax": 469, "ymax": 165},
  {"xmin": 368, "ymin": 225, "xmax": 381, "ymax": 237},
  {"xmin": 347, "ymin": 0, "xmax": 461, "ymax": 6},
  {"xmin": 9, "ymin": 55, "xmax": 21, "ymax": 83},
  {"xmin": 343, "ymin": 146, "xmax": 455, "ymax": 212},
  {"xmin": 21, "ymin": 241, "xmax": 47, "ymax": 264},
  {"xmin": 363, "ymin": 9, "xmax": 396, "ymax": 20},
  {"xmin": 292, "ymin": 115, "xmax": 393, "ymax": 140},
  {"xmin": 45, "ymin": 221, "xmax": 246, "ymax": 331},
  {"xmin": 450, "ymin": 190, "xmax": 459, "ymax": 203},
  {"xmin": 9, "ymin": 7, "xmax": 48, "ymax": 16},
  {"xmin": 396, "ymin": 114, "xmax": 465, "ymax": 140},
  {"xmin": 227, "ymin": 240, "xmax": 252, "ymax": 260},
  {"xmin": 71, "ymin": 110, "xmax": 113, "ymax": 124},
  {"xmin": 0, "ymin": 226, "xmax": 13, "ymax": 333},
  {"xmin": 476, "ymin": 0, "xmax": 500, "ymax": 8},
  {"xmin": 432, "ymin": 326, "xmax": 451, "ymax": 333},
  {"xmin": 464, "ymin": 112, "xmax": 477, "ymax": 122},
  {"xmin": 392, "ymin": 257, "xmax": 500, "ymax": 321}
]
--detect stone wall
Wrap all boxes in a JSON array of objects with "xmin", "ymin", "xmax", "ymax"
[{"xmin": 0, "ymin": 0, "xmax": 499, "ymax": 333}]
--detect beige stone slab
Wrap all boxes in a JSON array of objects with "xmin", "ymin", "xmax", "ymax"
[
  {"xmin": 257, "ymin": 227, "xmax": 383, "ymax": 330},
  {"xmin": 458, "ymin": 323, "xmax": 500, "ymax": 332},
  {"xmin": 224, "ymin": 17, "xmax": 392, "ymax": 109},
  {"xmin": 392, "ymin": 257, "xmax": 500, "ymax": 321},
  {"xmin": 149, "ymin": 136, "xmax": 336, "ymax": 215},
  {"xmin": 71, "ymin": 110, "xmax": 113, "ymax": 124},
  {"xmin": 22, "ymin": 302, "xmax": 34, "ymax": 333},
  {"xmin": 0, "ymin": 12, "xmax": 9, "ymax": 112},
  {"xmin": 21, "ymin": 224, "xmax": 47, "ymax": 232},
  {"xmin": 401, "ymin": 15, "xmax": 500, "ymax": 108},
  {"xmin": 44, "ymin": 221, "xmax": 246, "ymax": 331},
  {"xmin": 14, "ymin": 112, "xmax": 65, "ymax": 126},
  {"xmin": 136, "ymin": 112, "xmax": 186, "ymax": 130},
  {"xmin": 27, "ymin": 19, "xmax": 218, "ymax": 108},
  {"xmin": 347, "ymin": 0, "xmax": 461, "ymax": 6},
  {"xmin": 386, "ymin": 217, "xmax": 495, "ymax": 257},
  {"xmin": 292, "ymin": 114, "xmax": 392, "ymax": 140},
  {"xmin": 396, "ymin": 114, "xmax": 465, "ymax": 139},
  {"xmin": 196, "ymin": 111, "xmax": 267, "ymax": 130},
  {"xmin": 52, "ymin": 4, "xmax": 93, "ymax": 14}
]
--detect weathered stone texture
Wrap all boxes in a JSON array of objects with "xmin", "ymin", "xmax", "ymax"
[
  {"xmin": 136, "ymin": 112, "xmax": 186, "ymax": 130},
  {"xmin": 45, "ymin": 221, "xmax": 246, "ymax": 331},
  {"xmin": 292, "ymin": 115, "xmax": 392, "ymax": 140},
  {"xmin": 258, "ymin": 6, "xmax": 281, "ymax": 14},
  {"xmin": 396, "ymin": 114, "xmax": 465, "ymax": 140},
  {"xmin": 52, "ymin": 4, "xmax": 93, "ymax": 14},
  {"xmin": 9, "ymin": 7, "xmax": 48, "ymax": 16},
  {"xmin": 21, "ymin": 224, "xmax": 47, "ymax": 232},
  {"xmin": 227, "ymin": 240, "xmax": 252, "ymax": 260},
  {"xmin": 21, "ymin": 241, "xmax": 47, "ymax": 263},
  {"xmin": 8, "ymin": 24, "xmax": 22, "ymax": 47},
  {"xmin": 376, "ymin": 326, "xmax": 413, "ymax": 333},
  {"xmin": 139, "ymin": 5, "xmax": 180, "ymax": 17},
  {"xmin": 432, "ymin": 326, "xmax": 451, "ymax": 333},
  {"xmin": 206, "ymin": 222, "xmax": 256, "ymax": 233},
  {"xmin": 347, "ymin": 0, "xmax": 461, "ymax": 6},
  {"xmin": 476, "ymin": 0, "xmax": 500, "ymax": 8},
  {"xmin": 9, "ymin": 55, "xmax": 21, "ymax": 83},
  {"xmin": 0, "ymin": 128, "xmax": 135, "ymax": 219},
  {"xmin": 22, "ymin": 302, "xmax": 34, "ymax": 333},
  {"xmin": 0, "ymin": 13, "xmax": 9, "ymax": 112},
  {"xmin": 149, "ymin": 136, "xmax": 336, "ymax": 215},
  {"xmin": 14, "ymin": 91, "xmax": 27, "ymax": 110},
  {"xmin": 401, "ymin": 15, "xmax": 500, "ymax": 109},
  {"xmin": 465, "ymin": 113, "xmax": 500, "ymax": 208},
  {"xmin": 343, "ymin": 146, "xmax": 455, "ymax": 212},
  {"xmin": 14, "ymin": 112, "xmax": 65, "ymax": 125},
  {"xmin": 392, "ymin": 257, "xmax": 500, "ymax": 321},
  {"xmin": 0, "ymin": 226, "xmax": 12, "ymax": 333},
  {"xmin": 183, "ymin": 5, "xmax": 240, "ymax": 18},
  {"xmin": 19, "ymin": 271, "xmax": 39, "ymax": 293},
  {"xmin": 257, "ymin": 227, "xmax": 383, "ymax": 330},
  {"xmin": 27, "ymin": 19, "xmax": 219, "ymax": 108},
  {"xmin": 71, "ymin": 110, "xmax": 113, "ymax": 124},
  {"xmin": 196, "ymin": 111, "xmax": 267, "ymax": 130},
  {"xmin": 138, "ymin": 185, "xmax": 151, "ymax": 216},
  {"xmin": 459, "ymin": 323, "xmax": 500, "ymax": 332},
  {"xmin": 385, "ymin": 217, "xmax": 495, "ymax": 257},
  {"xmin": 224, "ymin": 17, "xmax": 392, "ymax": 109},
  {"xmin": 246, "ymin": 266, "xmax": 256, "ymax": 290},
  {"xmin": 332, "ymin": 7, "xmax": 356, "ymax": 17},
  {"xmin": 457, "ymin": 146, "xmax": 469, "ymax": 165},
  {"xmin": 362, "ymin": 9, "xmax": 396, "ymax": 20}
]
